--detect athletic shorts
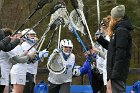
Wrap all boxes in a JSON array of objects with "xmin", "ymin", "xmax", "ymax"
[
  {"xmin": 0, "ymin": 63, "xmax": 11, "ymax": 85},
  {"xmin": 10, "ymin": 74, "xmax": 26, "ymax": 85},
  {"xmin": 0, "ymin": 76, "xmax": 9, "ymax": 85}
]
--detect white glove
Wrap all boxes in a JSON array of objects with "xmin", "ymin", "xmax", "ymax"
[
  {"xmin": 130, "ymin": 90, "xmax": 135, "ymax": 93},
  {"xmin": 91, "ymin": 63, "xmax": 96, "ymax": 70},
  {"xmin": 74, "ymin": 66, "xmax": 81, "ymax": 69},
  {"xmin": 53, "ymin": 48, "xmax": 60, "ymax": 54},
  {"xmin": 73, "ymin": 68, "xmax": 81, "ymax": 76},
  {"xmin": 39, "ymin": 49, "xmax": 49, "ymax": 58}
]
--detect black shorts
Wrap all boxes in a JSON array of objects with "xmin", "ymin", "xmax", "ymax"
[
  {"xmin": 26, "ymin": 72, "xmax": 34, "ymax": 83},
  {"xmin": 48, "ymin": 82, "xmax": 71, "ymax": 93},
  {"xmin": 92, "ymin": 73, "xmax": 104, "ymax": 92}
]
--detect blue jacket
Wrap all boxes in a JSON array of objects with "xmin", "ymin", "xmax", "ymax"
[{"xmin": 79, "ymin": 60, "xmax": 93, "ymax": 85}]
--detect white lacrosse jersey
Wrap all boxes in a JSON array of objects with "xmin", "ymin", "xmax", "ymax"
[
  {"xmin": 95, "ymin": 35, "xmax": 110, "ymax": 85},
  {"xmin": 102, "ymin": 35, "xmax": 110, "ymax": 85},
  {"xmin": 10, "ymin": 45, "xmax": 27, "ymax": 75},
  {"xmin": 96, "ymin": 54, "xmax": 104, "ymax": 74},
  {"xmin": 21, "ymin": 41, "xmax": 38, "ymax": 75},
  {"xmin": 48, "ymin": 53, "xmax": 75, "ymax": 84}
]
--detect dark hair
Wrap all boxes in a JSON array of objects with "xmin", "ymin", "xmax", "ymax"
[{"xmin": 2, "ymin": 28, "xmax": 13, "ymax": 36}]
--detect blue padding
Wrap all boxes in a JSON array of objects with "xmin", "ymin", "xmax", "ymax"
[
  {"xmin": 71, "ymin": 85, "xmax": 93, "ymax": 92},
  {"xmin": 71, "ymin": 85, "xmax": 133, "ymax": 93},
  {"xmin": 126, "ymin": 86, "xmax": 133, "ymax": 93}
]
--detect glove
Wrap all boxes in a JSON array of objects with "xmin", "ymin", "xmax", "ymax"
[
  {"xmin": 91, "ymin": 63, "xmax": 96, "ymax": 70},
  {"xmin": 73, "ymin": 68, "xmax": 81, "ymax": 76},
  {"xmin": 39, "ymin": 49, "xmax": 49, "ymax": 58},
  {"xmin": 95, "ymin": 29, "xmax": 101, "ymax": 36},
  {"xmin": 87, "ymin": 54, "xmax": 96, "ymax": 62},
  {"xmin": 53, "ymin": 48, "xmax": 60, "ymax": 54},
  {"xmin": 27, "ymin": 51, "xmax": 36, "ymax": 60}
]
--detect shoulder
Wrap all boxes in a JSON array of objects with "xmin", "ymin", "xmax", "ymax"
[
  {"xmin": 116, "ymin": 27, "xmax": 128, "ymax": 32},
  {"xmin": 115, "ymin": 27, "xmax": 129, "ymax": 37},
  {"xmin": 21, "ymin": 42, "xmax": 31, "ymax": 48},
  {"xmin": 70, "ymin": 53, "xmax": 75, "ymax": 58}
]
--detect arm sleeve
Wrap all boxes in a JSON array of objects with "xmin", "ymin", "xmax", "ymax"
[
  {"xmin": 3, "ymin": 38, "xmax": 20, "ymax": 52},
  {"xmin": 0, "ymin": 37, "xmax": 11, "ymax": 50},
  {"xmin": 79, "ymin": 61, "xmax": 89, "ymax": 75},
  {"xmin": 96, "ymin": 36, "xmax": 109, "ymax": 49},
  {"xmin": 10, "ymin": 55, "xmax": 30, "ymax": 65}
]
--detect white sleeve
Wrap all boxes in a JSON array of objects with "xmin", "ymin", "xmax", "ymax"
[
  {"xmin": 7, "ymin": 50, "xmax": 17, "ymax": 58},
  {"xmin": 20, "ymin": 42, "xmax": 31, "ymax": 51}
]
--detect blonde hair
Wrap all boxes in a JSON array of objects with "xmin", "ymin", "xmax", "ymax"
[{"xmin": 107, "ymin": 16, "xmax": 123, "ymax": 37}]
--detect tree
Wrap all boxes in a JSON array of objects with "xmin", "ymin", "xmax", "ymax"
[{"xmin": 0, "ymin": 0, "xmax": 4, "ymax": 11}]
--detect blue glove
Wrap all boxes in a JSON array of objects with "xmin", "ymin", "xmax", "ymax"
[{"xmin": 87, "ymin": 53, "xmax": 96, "ymax": 62}]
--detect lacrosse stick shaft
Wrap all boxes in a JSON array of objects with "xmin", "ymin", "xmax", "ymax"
[
  {"xmin": 97, "ymin": 0, "xmax": 100, "ymax": 28},
  {"xmin": 12, "ymin": 10, "xmax": 37, "ymax": 36},
  {"xmin": 32, "ymin": 13, "xmax": 51, "ymax": 29},
  {"xmin": 19, "ymin": 12, "xmax": 51, "ymax": 39},
  {"xmin": 13, "ymin": 1, "xmax": 63, "ymax": 36},
  {"xmin": 20, "ymin": 12, "xmax": 50, "ymax": 39},
  {"xmin": 20, "ymin": 5, "xmax": 64, "ymax": 38},
  {"xmin": 27, "ymin": 26, "xmax": 50, "ymax": 51},
  {"xmin": 57, "ymin": 25, "xmax": 62, "ymax": 49},
  {"xmin": 36, "ymin": 26, "xmax": 51, "ymax": 51},
  {"xmin": 72, "ymin": 27, "xmax": 88, "ymax": 54},
  {"xmin": 38, "ymin": 37, "xmax": 46, "ymax": 51},
  {"xmin": 46, "ymin": 29, "xmax": 57, "ymax": 50},
  {"xmin": 82, "ymin": 16, "xmax": 94, "ymax": 46},
  {"xmin": 36, "ymin": 36, "xmax": 45, "ymax": 50}
]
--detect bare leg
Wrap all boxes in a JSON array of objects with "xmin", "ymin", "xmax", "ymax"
[
  {"xmin": 3, "ymin": 85, "xmax": 9, "ymax": 93},
  {"xmin": 106, "ymin": 80, "xmax": 112, "ymax": 93},
  {"xmin": 13, "ymin": 84, "xmax": 24, "ymax": 93}
]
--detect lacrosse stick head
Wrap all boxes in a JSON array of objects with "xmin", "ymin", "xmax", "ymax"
[
  {"xmin": 49, "ymin": 1, "xmax": 65, "ymax": 15},
  {"xmin": 69, "ymin": 9, "xmax": 86, "ymax": 35},
  {"xmin": 47, "ymin": 53, "xmax": 66, "ymax": 74},
  {"xmin": 50, "ymin": 17, "xmax": 64, "ymax": 30}
]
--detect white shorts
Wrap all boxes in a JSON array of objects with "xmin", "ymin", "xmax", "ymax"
[
  {"xmin": 0, "ymin": 77, "xmax": 9, "ymax": 86},
  {"xmin": 0, "ymin": 62, "xmax": 11, "ymax": 85},
  {"xmin": 10, "ymin": 74, "xmax": 26, "ymax": 85}
]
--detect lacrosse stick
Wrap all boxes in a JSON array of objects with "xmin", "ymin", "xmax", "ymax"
[
  {"xmin": 12, "ymin": 0, "xmax": 53, "ymax": 36},
  {"xmin": 47, "ymin": 18, "xmax": 66, "ymax": 74},
  {"xmin": 20, "ymin": 2, "xmax": 65, "ymax": 39},
  {"xmin": 47, "ymin": 52, "xmax": 66, "ymax": 74},
  {"xmin": 27, "ymin": 17, "xmax": 64, "ymax": 52},
  {"xmin": 57, "ymin": 25, "xmax": 62, "ymax": 49},
  {"xmin": 37, "ymin": 17, "xmax": 64, "ymax": 51},
  {"xmin": 96, "ymin": 0, "xmax": 100, "ymax": 28},
  {"xmin": 69, "ymin": 0, "xmax": 94, "ymax": 46}
]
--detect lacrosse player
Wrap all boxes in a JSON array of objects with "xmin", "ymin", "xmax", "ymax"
[{"xmin": 47, "ymin": 39, "xmax": 75, "ymax": 93}]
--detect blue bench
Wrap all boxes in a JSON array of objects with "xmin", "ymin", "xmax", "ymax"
[{"xmin": 70, "ymin": 85, "xmax": 133, "ymax": 93}]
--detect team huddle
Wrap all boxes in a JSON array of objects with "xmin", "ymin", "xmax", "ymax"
[{"xmin": 0, "ymin": 3, "xmax": 133, "ymax": 93}]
